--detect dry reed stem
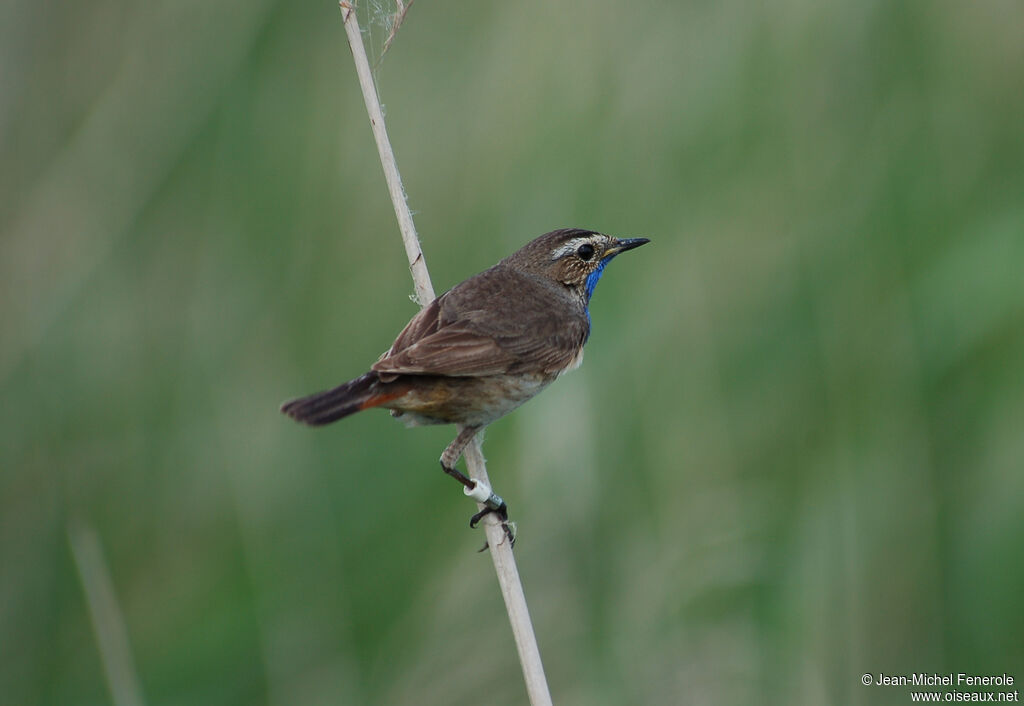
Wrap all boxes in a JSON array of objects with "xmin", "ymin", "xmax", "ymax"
[{"xmin": 338, "ymin": 4, "xmax": 553, "ymax": 704}]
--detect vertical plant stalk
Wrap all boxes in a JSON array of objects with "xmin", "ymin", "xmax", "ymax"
[
  {"xmin": 339, "ymin": 0, "xmax": 434, "ymax": 308},
  {"xmin": 68, "ymin": 523, "xmax": 146, "ymax": 706},
  {"xmin": 338, "ymin": 4, "xmax": 553, "ymax": 705}
]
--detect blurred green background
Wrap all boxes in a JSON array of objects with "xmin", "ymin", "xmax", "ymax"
[{"xmin": 3, "ymin": 0, "xmax": 1023, "ymax": 704}]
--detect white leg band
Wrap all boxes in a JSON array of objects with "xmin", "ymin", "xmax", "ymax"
[{"xmin": 464, "ymin": 480, "xmax": 494, "ymax": 504}]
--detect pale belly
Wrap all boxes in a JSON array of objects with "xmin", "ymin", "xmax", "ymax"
[{"xmin": 384, "ymin": 374, "xmax": 555, "ymax": 427}]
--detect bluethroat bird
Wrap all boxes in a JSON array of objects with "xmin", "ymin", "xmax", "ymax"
[{"xmin": 281, "ymin": 228, "xmax": 648, "ymax": 537}]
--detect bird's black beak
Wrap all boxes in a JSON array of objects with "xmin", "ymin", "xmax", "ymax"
[{"xmin": 607, "ymin": 237, "xmax": 650, "ymax": 257}]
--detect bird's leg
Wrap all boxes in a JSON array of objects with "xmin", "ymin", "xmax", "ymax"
[
  {"xmin": 439, "ymin": 425, "xmax": 481, "ymax": 490},
  {"xmin": 439, "ymin": 425, "xmax": 513, "ymax": 545}
]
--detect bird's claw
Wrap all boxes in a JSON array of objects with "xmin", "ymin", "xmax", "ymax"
[
  {"xmin": 475, "ymin": 520, "xmax": 517, "ymax": 552},
  {"xmin": 469, "ymin": 497, "xmax": 515, "ymax": 550},
  {"xmin": 462, "ymin": 479, "xmax": 515, "ymax": 548},
  {"xmin": 469, "ymin": 500, "xmax": 507, "ymax": 528}
]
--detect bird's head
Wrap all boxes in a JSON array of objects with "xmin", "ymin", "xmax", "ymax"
[{"xmin": 503, "ymin": 228, "xmax": 650, "ymax": 300}]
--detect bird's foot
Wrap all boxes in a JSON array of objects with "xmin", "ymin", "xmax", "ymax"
[
  {"xmin": 439, "ymin": 459, "xmax": 515, "ymax": 548},
  {"xmin": 465, "ymin": 481, "xmax": 515, "ymax": 549},
  {"xmin": 476, "ymin": 522, "xmax": 517, "ymax": 552}
]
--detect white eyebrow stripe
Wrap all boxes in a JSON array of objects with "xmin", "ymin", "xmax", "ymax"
[{"xmin": 550, "ymin": 237, "xmax": 595, "ymax": 260}]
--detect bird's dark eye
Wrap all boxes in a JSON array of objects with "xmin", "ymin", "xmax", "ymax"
[{"xmin": 576, "ymin": 243, "xmax": 595, "ymax": 261}]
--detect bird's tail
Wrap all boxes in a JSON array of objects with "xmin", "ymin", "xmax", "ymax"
[{"xmin": 280, "ymin": 372, "xmax": 399, "ymax": 426}]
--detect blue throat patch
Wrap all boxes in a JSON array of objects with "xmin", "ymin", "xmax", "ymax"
[
  {"xmin": 584, "ymin": 255, "xmax": 613, "ymax": 301},
  {"xmin": 583, "ymin": 255, "xmax": 617, "ymax": 326}
]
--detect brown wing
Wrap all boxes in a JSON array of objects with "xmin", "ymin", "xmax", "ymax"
[{"xmin": 372, "ymin": 266, "xmax": 589, "ymax": 379}]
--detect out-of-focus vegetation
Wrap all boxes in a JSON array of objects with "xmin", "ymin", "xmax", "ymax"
[{"xmin": 2, "ymin": 1, "xmax": 1022, "ymax": 704}]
